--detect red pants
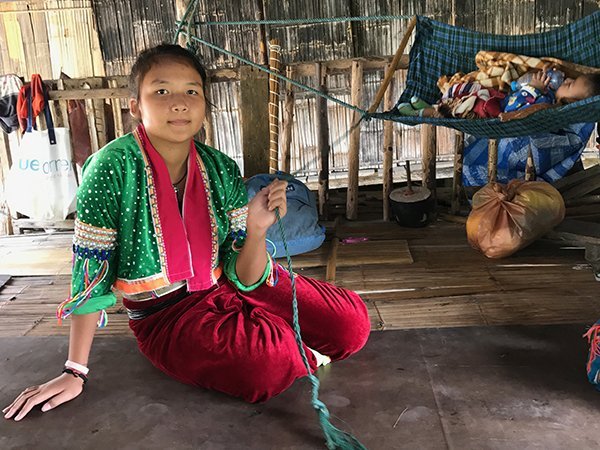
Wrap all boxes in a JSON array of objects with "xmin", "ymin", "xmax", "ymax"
[{"xmin": 123, "ymin": 268, "xmax": 370, "ymax": 403}]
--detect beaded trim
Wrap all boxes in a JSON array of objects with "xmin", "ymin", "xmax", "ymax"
[
  {"xmin": 228, "ymin": 205, "xmax": 248, "ymax": 234},
  {"xmin": 73, "ymin": 219, "xmax": 117, "ymax": 261},
  {"xmin": 195, "ymin": 152, "xmax": 220, "ymax": 271},
  {"xmin": 134, "ymin": 129, "xmax": 169, "ymax": 277}
]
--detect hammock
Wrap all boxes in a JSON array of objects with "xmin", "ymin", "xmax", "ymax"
[{"xmin": 370, "ymin": 12, "xmax": 600, "ymax": 138}]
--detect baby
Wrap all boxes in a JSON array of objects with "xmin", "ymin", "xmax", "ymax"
[{"xmin": 399, "ymin": 71, "xmax": 600, "ymax": 119}]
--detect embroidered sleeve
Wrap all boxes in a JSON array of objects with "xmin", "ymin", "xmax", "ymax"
[
  {"xmin": 56, "ymin": 150, "xmax": 121, "ymax": 327},
  {"xmin": 219, "ymin": 163, "xmax": 275, "ymax": 292}
]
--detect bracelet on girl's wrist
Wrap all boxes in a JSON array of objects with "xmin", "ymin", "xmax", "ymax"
[
  {"xmin": 65, "ymin": 359, "xmax": 89, "ymax": 375},
  {"xmin": 62, "ymin": 368, "xmax": 88, "ymax": 384}
]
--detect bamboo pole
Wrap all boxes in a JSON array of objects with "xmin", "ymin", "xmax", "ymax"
[
  {"xmin": 382, "ymin": 63, "xmax": 394, "ymax": 221},
  {"xmin": 346, "ymin": 60, "xmax": 363, "ymax": 220},
  {"xmin": 451, "ymin": 131, "xmax": 464, "ymax": 214},
  {"xmin": 368, "ymin": 16, "xmax": 416, "ymax": 113},
  {"xmin": 525, "ymin": 146, "xmax": 536, "ymax": 181},
  {"xmin": 280, "ymin": 66, "xmax": 295, "ymax": 174},
  {"xmin": 83, "ymin": 82, "xmax": 99, "ymax": 153},
  {"xmin": 267, "ymin": 39, "xmax": 281, "ymax": 173},
  {"xmin": 421, "ymin": 124, "xmax": 437, "ymax": 198},
  {"xmin": 108, "ymin": 79, "xmax": 124, "ymax": 138},
  {"xmin": 315, "ymin": 62, "xmax": 330, "ymax": 219},
  {"xmin": 175, "ymin": 0, "xmax": 192, "ymax": 48},
  {"xmin": 488, "ymin": 139, "xmax": 498, "ymax": 182},
  {"xmin": 0, "ymin": 131, "xmax": 13, "ymax": 235}
]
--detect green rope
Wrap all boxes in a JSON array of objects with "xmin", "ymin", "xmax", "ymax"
[
  {"xmin": 275, "ymin": 209, "xmax": 367, "ymax": 450},
  {"xmin": 181, "ymin": 14, "xmax": 414, "ymax": 27},
  {"xmin": 185, "ymin": 33, "xmax": 370, "ymax": 120},
  {"xmin": 173, "ymin": 0, "xmax": 371, "ymax": 120}
]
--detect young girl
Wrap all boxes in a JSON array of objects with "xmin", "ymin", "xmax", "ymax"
[{"xmin": 3, "ymin": 44, "xmax": 370, "ymax": 421}]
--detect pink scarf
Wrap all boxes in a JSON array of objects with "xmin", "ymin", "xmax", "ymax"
[{"xmin": 135, "ymin": 124, "xmax": 216, "ymax": 291}]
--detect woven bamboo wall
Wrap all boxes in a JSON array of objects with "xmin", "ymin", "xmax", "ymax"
[{"xmin": 0, "ymin": 0, "xmax": 598, "ymax": 177}]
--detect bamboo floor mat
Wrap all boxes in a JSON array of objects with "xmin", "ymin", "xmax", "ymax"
[{"xmin": 0, "ymin": 219, "xmax": 598, "ymax": 336}]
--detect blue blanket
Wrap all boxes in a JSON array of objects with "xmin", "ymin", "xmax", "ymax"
[{"xmin": 462, "ymin": 123, "xmax": 595, "ymax": 186}]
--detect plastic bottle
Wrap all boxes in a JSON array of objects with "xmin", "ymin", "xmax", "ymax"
[{"xmin": 510, "ymin": 68, "xmax": 565, "ymax": 91}]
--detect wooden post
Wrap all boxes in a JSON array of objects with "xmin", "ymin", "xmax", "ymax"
[
  {"xmin": 83, "ymin": 82, "xmax": 100, "ymax": 152},
  {"xmin": 346, "ymin": 60, "xmax": 363, "ymax": 220},
  {"xmin": 368, "ymin": 16, "xmax": 416, "ymax": 113},
  {"xmin": 280, "ymin": 66, "xmax": 295, "ymax": 174},
  {"xmin": 0, "ymin": 131, "xmax": 13, "ymax": 235},
  {"xmin": 240, "ymin": 65, "xmax": 270, "ymax": 177},
  {"xmin": 267, "ymin": 40, "xmax": 281, "ymax": 173},
  {"xmin": 255, "ymin": 0, "xmax": 268, "ymax": 66},
  {"xmin": 108, "ymin": 79, "xmax": 124, "ymax": 138},
  {"xmin": 451, "ymin": 131, "xmax": 464, "ymax": 214},
  {"xmin": 315, "ymin": 62, "xmax": 330, "ymax": 219},
  {"xmin": 488, "ymin": 139, "xmax": 498, "ymax": 183},
  {"xmin": 525, "ymin": 146, "xmax": 536, "ymax": 181},
  {"xmin": 421, "ymin": 124, "xmax": 437, "ymax": 198},
  {"xmin": 382, "ymin": 63, "xmax": 394, "ymax": 221},
  {"xmin": 204, "ymin": 106, "xmax": 215, "ymax": 148}
]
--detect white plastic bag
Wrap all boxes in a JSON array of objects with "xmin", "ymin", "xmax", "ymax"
[{"xmin": 6, "ymin": 119, "xmax": 77, "ymax": 221}]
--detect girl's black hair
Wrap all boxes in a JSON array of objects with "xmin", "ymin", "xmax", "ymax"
[{"xmin": 128, "ymin": 44, "xmax": 208, "ymax": 99}]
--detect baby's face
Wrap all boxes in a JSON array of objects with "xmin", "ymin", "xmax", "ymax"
[{"xmin": 555, "ymin": 76, "xmax": 590, "ymax": 103}]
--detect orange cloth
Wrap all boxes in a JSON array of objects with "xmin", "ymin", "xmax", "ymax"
[{"xmin": 16, "ymin": 74, "xmax": 46, "ymax": 132}]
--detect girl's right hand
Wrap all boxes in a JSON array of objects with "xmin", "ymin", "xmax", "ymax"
[{"xmin": 3, "ymin": 373, "xmax": 84, "ymax": 421}]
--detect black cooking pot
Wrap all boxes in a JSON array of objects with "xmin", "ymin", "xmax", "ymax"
[{"xmin": 389, "ymin": 185, "xmax": 435, "ymax": 227}]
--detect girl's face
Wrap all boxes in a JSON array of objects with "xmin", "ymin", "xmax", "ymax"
[{"xmin": 129, "ymin": 59, "xmax": 206, "ymax": 150}]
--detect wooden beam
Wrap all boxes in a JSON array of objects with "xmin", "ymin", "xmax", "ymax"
[
  {"xmin": 239, "ymin": 65, "xmax": 270, "ymax": 177},
  {"xmin": 382, "ymin": 63, "xmax": 394, "ymax": 221},
  {"xmin": 315, "ymin": 62, "xmax": 330, "ymax": 219},
  {"xmin": 290, "ymin": 55, "xmax": 409, "ymax": 78},
  {"xmin": 48, "ymin": 87, "xmax": 129, "ymax": 101},
  {"xmin": 280, "ymin": 66, "xmax": 295, "ymax": 174},
  {"xmin": 346, "ymin": 60, "xmax": 363, "ymax": 221},
  {"xmin": 421, "ymin": 124, "xmax": 437, "ymax": 197},
  {"xmin": 451, "ymin": 131, "xmax": 465, "ymax": 214},
  {"xmin": 268, "ymin": 40, "xmax": 281, "ymax": 174},
  {"xmin": 368, "ymin": 16, "xmax": 416, "ymax": 113},
  {"xmin": 488, "ymin": 139, "xmax": 498, "ymax": 183}
]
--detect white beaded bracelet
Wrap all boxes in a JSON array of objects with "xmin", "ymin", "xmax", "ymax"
[{"xmin": 65, "ymin": 360, "xmax": 89, "ymax": 375}]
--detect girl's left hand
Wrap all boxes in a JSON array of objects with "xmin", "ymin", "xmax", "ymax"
[{"xmin": 247, "ymin": 179, "xmax": 288, "ymax": 233}]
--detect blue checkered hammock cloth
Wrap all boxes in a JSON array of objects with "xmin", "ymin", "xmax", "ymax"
[{"xmin": 371, "ymin": 12, "xmax": 600, "ymax": 138}]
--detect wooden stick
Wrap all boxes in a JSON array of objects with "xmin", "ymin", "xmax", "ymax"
[
  {"xmin": 108, "ymin": 79, "xmax": 124, "ymax": 138},
  {"xmin": 326, "ymin": 237, "xmax": 339, "ymax": 284},
  {"xmin": 83, "ymin": 82, "xmax": 99, "ymax": 153},
  {"xmin": 368, "ymin": 16, "xmax": 417, "ymax": 114},
  {"xmin": 280, "ymin": 66, "xmax": 295, "ymax": 174},
  {"xmin": 315, "ymin": 62, "xmax": 330, "ymax": 219},
  {"xmin": 382, "ymin": 63, "xmax": 394, "ymax": 221},
  {"xmin": 268, "ymin": 39, "xmax": 282, "ymax": 173},
  {"xmin": 525, "ymin": 145, "xmax": 536, "ymax": 181},
  {"xmin": 451, "ymin": 131, "xmax": 464, "ymax": 214},
  {"xmin": 0, "ymin": 131, "xmax": 13, "ymax": 235},
  {"xmin": 346, "ymin": 60, "xmax": 363, "ymax": 220},
  {"xmin": 421, "ymin": 124, "xmax": 437, "ymax": 197},
  {"xmin": 488, "ymin": 139, "xmax": 498, "ymax": 183}
]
